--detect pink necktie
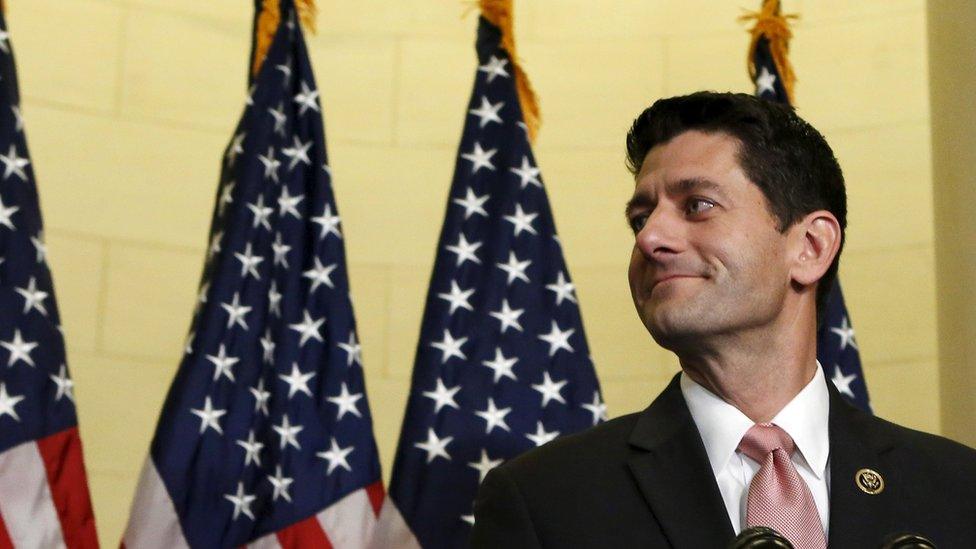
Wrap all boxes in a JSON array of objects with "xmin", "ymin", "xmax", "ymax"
[{"xmin": 738, "ymin": 423, "xmax": 827, "ymax": 549}]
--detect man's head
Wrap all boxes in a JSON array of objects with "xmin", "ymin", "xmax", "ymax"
[{"xmin": 624, "ymin": 91, "xmax": 846, "ymax": 349}]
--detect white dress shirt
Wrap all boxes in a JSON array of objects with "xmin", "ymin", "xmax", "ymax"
[{"xmin": 680, "ymin": 365, "xmax": 831, "ymax": 536}]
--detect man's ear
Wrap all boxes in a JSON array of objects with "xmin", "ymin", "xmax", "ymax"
[{"xmin": 790, "ymin": 210, "xmax": 841, "ymax": 287}]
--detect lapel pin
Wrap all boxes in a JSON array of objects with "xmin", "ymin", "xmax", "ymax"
[{"xmin": 855, "ymin": 468, "xmax": 884, "ymax": 495}]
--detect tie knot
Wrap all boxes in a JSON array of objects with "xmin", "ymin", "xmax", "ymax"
[{"xmin": 738, "ymin": 423, "xmax": 795, "ymax": 463}]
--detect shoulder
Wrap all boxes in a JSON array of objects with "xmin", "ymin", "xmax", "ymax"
[{"xmin": 495, "ymin": 412, "xmax": 643, "ymax": 487}]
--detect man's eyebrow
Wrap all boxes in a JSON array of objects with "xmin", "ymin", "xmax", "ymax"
[
  {"xmin": 666, "ymin": 177, "xmax": 728, "ymax": 199},
  {"xmin": 624, "ymin": 194, "xmax": 652, "ymax": 218}
]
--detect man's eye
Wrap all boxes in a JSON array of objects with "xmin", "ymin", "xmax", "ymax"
[
  {"xmin": 687, "ymin": 198, "xmax": 715, "ymax": 215},
  {"xmin": 629, "ymin": 214, "xmax": 648, "ymax": 233}
]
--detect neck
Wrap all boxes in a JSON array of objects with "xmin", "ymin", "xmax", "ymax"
[{"xmin": 675, "ymin": 308, "xmax": 819, "ymax": 423}]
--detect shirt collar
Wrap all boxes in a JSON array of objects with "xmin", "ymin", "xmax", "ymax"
[{"xmin": 680, "ymin": 363, "xmax": 830, "ymax": 480}]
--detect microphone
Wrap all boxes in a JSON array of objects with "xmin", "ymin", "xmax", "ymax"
[
  {"xmin": 880, "ymin": 533, "xmax": 937, "ymax": 549},
  {"xmin": 727, "ymin": 526, "xmax": 794, "ymax": 548}
]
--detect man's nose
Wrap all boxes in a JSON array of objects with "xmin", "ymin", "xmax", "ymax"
[{"xmin": 634, "ymin": 208, "xmax": 682, "ymax": 260}]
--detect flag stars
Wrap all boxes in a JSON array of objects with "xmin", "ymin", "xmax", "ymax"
[
  {"xmin": 191, "ymin": 396, "xmax": 227, "ymax": 435},
  {"xmin": 258, "ymin": 146, "xmax": 282, "ymax": 182},
  {"xmin": 49, "ymin": 365, "xmax": 75, "ymax": 403},
  {"xmin": 445, "ymin": 233, "xmax": 483, "ymax": 267},
  {"xmin": 268, "ymin": 281, "xmax": 283, "ymax": 317},
  {"xmin": 294, "ymin": 81, "xmax": 321, "ymax": 116},
  {"xmin": 831, "ymin": 365, "xmax": 858, "ymax": 398},
  {"xmin": 437, "ymin": 280, "xmax": 475, "ymax": 315},
  {"xmin": 0, "ymin": 144, "xmax": 30, "ymax": 181},
  {"xmin": 282, "ymin": 135, "xmax": 313, "ymax": 170},
  {"xmin": 481, "ymin": 347, "xmax": 518, "ymax": 383},
  {"xmin": 15, "ymin": 277, "xmax": 48, "ymax": 316},
  {"xmin": 267, "ymin": 103, "xmax": 288, "ymax": 136},
  {"xmin": 489, "ymin": 299, "xmax": 524, "ymax": 333},
  {"xmin": 236, "ymin": 430, "xmax": 264, "ymax": 467},
  {"xmin": 224, "ymin": 482, "xmax": 257, "ymax": 521},
  {"xmin": 273, "ymin": 414, "xmax": 304, "ymax": 450},
  {"xmin": 289, "ymin": 310, "xmax": 325, "ymax": 347},
  {"xmin": 474, "ymin": 398, "xmax": 512, "ymax": 434},
  {"xmin": 337, "ymin": 332, "xmax": 363, "ymax": 367},
  {"xmin": 277, "ymin": 187, "xmax": 304, "ymax": 219},
  {"xmin": 317, "ymin": 438, "xmax": 355, "ymax": 475},
  {"xmin": 468, "ymin": 449, "xmax": 503, "ymax": 483},
  {"xmin": 246, "ymin": 194, "xmax": 274, "ymax": 231},
  {"xmin": 260, "ymin": 328, "xmax": 276, "ymax": 364},
  {"xmin": 546, "ymin": 271, "xmax": 578, "ymax": 305},
  {"xmin": 830, "ymin": 316, "xmax": 858, "ymax": 351},
  {"xmin": 496, "ymin": 251, "xmax": 531, "ymax": 285},
  {"xmin": 267, "ymin": 465, "xmax": 294, "ymax": 502},
  {"xmin": 537, "ymin": 320, "xmax": 575, "ymax": 357},
  {"xmin": 415, "ymin": 428, "xmax": 453, "ymax": 464},
  {"xmin": 429, "ymin": 329, "xmax": 468, "ymax": 364},
  {"xmin": 1, "ymin": 329, "xmax": 38, "ymax": 367},
  {"xmin": 327, "ymin": 382, "xmax": 364, "ymax": 420},
  {"xmin": 756, "ymin": 65, "xmax": 778, "ymax": 96},
  {"xmin": 468, "ymin": 96, "xmax": 504, "ymax": 128},
  {"xmin": 532, "ymin": 372, "xmax": 568, "ymax": 407},
  {"xmin": 303, "ymin": 257, "xmax": 338, "ymax": 293},
  {"xmin": 250, "ymin": 378, "xmax": 271, "ymax": 416},
  {"xmin": 0, "ymin": 383, "xmax": 24, "ymax": 421},
  {"xmin": 279, "ymin": 363, "xmax": 316, "ymax": 399},
  {"xmin": 312, "ymin": 204, "xmax": 342, "ymax": 240},
  {"xmin": 31, "ymin": 232, "xmax": 47, "ymax": 263},
  {"xmin": 0, "ymin": 194, "xmax": 19, "ymax": 231},
  {"xmin": 235, "ymin": 243, "xmax": 264, "ymax": 280},
  {"xmin": 226, "ymin": 132, "xmax": 246, "ymax": 166},
  {"xmin": 205, "ymin": 344, "xmax": 239, "ymax": 383},
  {"xmin": 582, "ymin": 391, "xmax": 608, "ymax": 425},
  {"xmin": 452, "ymin": 187, "xmax": 490, "ymax": 220},
  {"xmin": 220, "ymin": 292, "xmax": 252, "ymax": 330},
  {"xmin": 11, "ymin": 105, "xmax": 23, "ymax": 133},
  {"xmin": 461, "ymin": 142, "xmax": 497, "ymax": 174},
  {"xmin": 503, "ymin": 204, "xmax": 538, "ymax": 237},
  {"xmin": 422, "ymin": 378, "xmax": 461, "ymax": 413},
  {"xmin": 525, "ymin": 421, "xmax": 560, "ymax": 447},
  {"xmin": 478, "ymin": 55, "xmax": 510, "ymax": 82},
  {"xmin": 271, "ymin": 232, "xmax": 292, "ymax": 268},
  {"xmin": 509, "ymin": 156, "xmax": 542, "ymax": 189}
]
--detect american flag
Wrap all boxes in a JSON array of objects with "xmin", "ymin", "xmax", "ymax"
[
  {"xmin": 748, "ymin": 1, "xmax": 872, "ymax": 412},
  {"xmin": 122, "ymin": 2, "xmax": 384, "ymax": 546},
  {"xmin": 0, "ymin": 10, "xmax": 100, "ymax": 548},
  {"xmin": 377, "ymin": 14, "xmax": 603, "ymax": 549}
]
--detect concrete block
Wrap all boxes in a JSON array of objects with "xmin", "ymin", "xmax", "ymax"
[
  {"xmin": 100, "ymin": 243, "xmax": 202, "ymax": 361},
  {"xmin": 121, "ymin": 6, "xmax": 249, "ymax": 130},
  {"xmin": 23, "ymin": 105, "xmax": 220, "ymax": 248},
  {"xmin": 384, "ymin": 263, "xmax": 432, "ymax": 379},
  {"xmin": 664, "ymin": 30, "xmax": 754, "ymax": 96},
  {"xmin": 863, "ymin": 359, "xmax": 940, "ymax": 435},
  {"xmin": 44, "ymin": 231, "xmax": 105, "ymax": 355},
  {"xmin": 394, "ymin": 37, "xmax": 473, "ymax": 147},
  {"xmin": 346, "ymin": 262, "xmax": 390, "ymax": 376},
  {"xmin": 839, "ymin": 245, "xmax": 937, "ymax": 365},
  {"xmin": 11, "ymin": 0, "xmax": 123, "ymax": 113}
]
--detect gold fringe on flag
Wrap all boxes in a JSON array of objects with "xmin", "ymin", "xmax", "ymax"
[
  {"xmin": 251, "ymin": 0, "xmax": 318, "ymax": 78},
  {"xmin": 479, "ymin": 0, "xmax": 541, "ymax": 142},
  {"xmin": 740, "ymin": 0, "xmax": 798, "ymax": 105}
]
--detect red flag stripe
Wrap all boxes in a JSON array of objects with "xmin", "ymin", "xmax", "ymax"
[
  {"xmin": 36, "ymin": 428, "xmax": 98, "ymax": 549},
  {"xmin": 365, "ymin": 481, "xmax": 384, "ymax": 517},
  {"xmin": 275, "ymin": 515, "xmax": 333, "ymax": 549},
  {"xmin": 0, "ymin": 511, "xmax": 14, "ymax": 549}
]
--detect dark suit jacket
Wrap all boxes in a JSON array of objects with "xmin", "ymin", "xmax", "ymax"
[{"xmin": 471, "ymin": 374, "xmax": 976, "ymax": 548}]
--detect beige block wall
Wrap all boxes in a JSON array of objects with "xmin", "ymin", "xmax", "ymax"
[{"xmin": 6, "ymin": 0, "xmax": 942, "ymax": 544}]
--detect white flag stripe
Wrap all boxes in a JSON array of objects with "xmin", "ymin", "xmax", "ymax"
[
  {"xmin": 0, "ymin": 441, "xmax": 66, "ymax": 548},
  {"xmin": 123, "ymin": 459, "xmax": 191, "ymax": 549},
  {"xmin": 317, "ymin": 488, "xmax": 379, "ymax": 549},
  {"xmin": 248, "ymin": 532, "xmax": 283, "ymax": 549},
  {"xmin": 371, "ymin": 498, "xmax": 422, "ymax": 549}
]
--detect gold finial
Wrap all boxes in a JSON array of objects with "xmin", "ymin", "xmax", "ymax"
[{"xmin": 740, "ymin": 0, "xmax": 799, "ymax": 105}]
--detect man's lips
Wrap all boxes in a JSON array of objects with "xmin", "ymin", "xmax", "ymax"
[{"xmin": 650, "ymin": 274, "xmax": 702, "ymax": 289}]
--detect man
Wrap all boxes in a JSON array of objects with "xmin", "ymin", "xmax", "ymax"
[{"xmin": 470, "ymin": 92, "xmax": 976, "ymax": 548}]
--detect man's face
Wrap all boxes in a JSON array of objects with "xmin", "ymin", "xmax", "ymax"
[{"xmin": 626, "ymin": 130, "xmax": 794, "ymax": 349}]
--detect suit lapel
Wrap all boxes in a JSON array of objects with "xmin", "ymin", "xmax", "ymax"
[
  {"xmin": 627, "ymin": 375, "xmax": 735, "ymax": 548},
  {"xmin": 826, "ymin": 383, "xmax": 899, "ymax": 547}
]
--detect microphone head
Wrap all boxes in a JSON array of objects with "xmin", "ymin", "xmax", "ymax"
[
  {"xmin": 880, "ymin": 533, "xmax": 937, "ymax": 549},
  {"xmin": 727, "ymin": 526, "xmax": 795, "ymax": 549}
]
